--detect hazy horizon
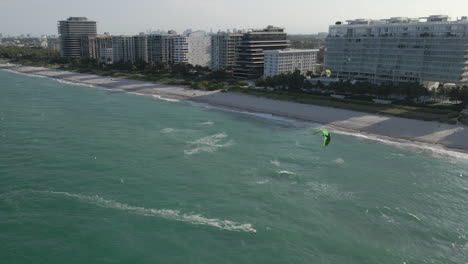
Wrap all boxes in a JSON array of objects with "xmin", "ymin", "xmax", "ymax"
[{"xmin": 0, "ymin": 0, "xmax": 467, "ymax": 36}]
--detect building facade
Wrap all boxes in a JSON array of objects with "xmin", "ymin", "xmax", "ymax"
[
  {"xmin": 58, "ymin": 17, "xmax": 97, "ymax": 57},
  {"xmin": 186, "ymin": 31, "xmax": 211, "ymax": 67},
  {"xmin": 133, "ymin": 34, "xmax": 148, "ymax": 62},
  {"xmin": 264, "ymin": 49, "xmax": 319, "ymax": 77},
  {"xmin": 210, "ymin": 32, "xmax": 243, "ymax": 71},
  {"xmin": 147, "ymin": 34, "xmax": 174, "ymax": 64},
  {"xmin": 112, "ymin": 36, "xmax": 135, "ymax": 63},
  {"xmin": 172, "ymin": 36, "xmax": 188, "ymax": 64},
  {"xmin": 100, "ymin": 48, "xmax": 114, "ymax": 64},
  {"xmin": 325, "ymin": 15, "xmax": 468, "ymax": 86},
  {"xmin": 80, "ymin": 34, "xmax": 112, "ymax": 59},
  {"xmin": 233, "ymin": 26, "xmax": 290, "ymax": 79}
]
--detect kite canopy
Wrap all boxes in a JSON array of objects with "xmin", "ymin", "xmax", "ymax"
[{"xmin": 313, "ymin": 129, "xmax": 331, "ymax": 147}]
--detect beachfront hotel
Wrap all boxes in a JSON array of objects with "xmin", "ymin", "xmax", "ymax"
[
  {"xmin": 58, "ymin": 17, "xmax": 97, "ymax": 57},
  {"xmin": 325, "ymin": 15, "xmax": 468, "ymax": 87},
  {"xmin": 264, "ymin": 49, "xmax": 319, "ymax": 77}
]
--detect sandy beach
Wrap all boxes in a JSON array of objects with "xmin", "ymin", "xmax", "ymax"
[{"xmin": 1, "ymin": 63, "xmax": 467, "ymax": 152}]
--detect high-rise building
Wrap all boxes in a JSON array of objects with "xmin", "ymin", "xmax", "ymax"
[
  {"xmin": 264, "ymin": 49, "xmax": 319, "ymax": 77},
  {"xmin": 81, "ymin": 34, "xmax": 112, "ymax": 59},
  {"xmin": 325, "ymin": 15, "xmax": 468, "ymax": 87},
  {"xmin": 133, "ymin": 34, "xmax": 148, "ymax": 63},
  {"xmin": 186, "ymin": 31, "xmax": 211, "ymax": 67},
  {"xmin": 112, "ymin": 36, "xmax": 135, "ymax": 63},
  {"xmin": 173, "ymin": 36, "xmax": 188, "ymax": 64},
  {"xmin": 233, "ymin": 26, "xmax": 290, "ymax": 79},
  {"xmin": 100, "ymin": 48, "xmax": 114, "ymax": 64},
  {"xmin": 147, "ymin": 34, "xmax": 175, "ymax": 64},
  {"xmin": 58, "ymin": 17, "xmax": 97, "ymax": 57},
  {"xmin": 210, "ymin": 32, "xmax": 243, "ymax": 71}
]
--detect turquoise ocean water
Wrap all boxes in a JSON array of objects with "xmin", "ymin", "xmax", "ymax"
[{"xmin": 1, "ymin": 70, "xmax": 467, "ymax": 263}]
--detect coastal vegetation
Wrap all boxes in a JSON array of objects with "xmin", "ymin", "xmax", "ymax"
[
  {"xmin": 1, "ymin": 46, "xmax": 467, "ymax": 125},
  {"xmin": 0, "ymin": 46, "xmax": 247, "ymax": 91}
]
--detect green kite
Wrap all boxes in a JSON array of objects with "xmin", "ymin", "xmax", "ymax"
[{"xmin": 313, "ymin": 129, "xmax": 331, "ymax": 147}]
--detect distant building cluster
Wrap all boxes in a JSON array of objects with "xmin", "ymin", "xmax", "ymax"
[
  {"xmin": 325, "ymin": 15, "xmax": 468, "ymax": 87},
  {"xmin": 6, "ymin": 14, "xmax": 467, "ymax": 86},
  {"xmin": 57, "ymin": 17, "xmax": 212, "ymax": 68},
  {"xmin": 0, "ymin": 33, "xmax": 59, "ymax": 50},
  {"xmin": 55, "ymin": 17, "xmax": 318, "ymax": 79}
]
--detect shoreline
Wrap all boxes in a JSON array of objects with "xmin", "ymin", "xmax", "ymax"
[{"xmin": 1, "ymin": 62, "xmax": 468, "ymax": 155}]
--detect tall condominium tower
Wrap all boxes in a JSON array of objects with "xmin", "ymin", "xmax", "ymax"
[
  {"xmin": 210, "ymin": 32, "xmax": 243, "ymax": 71},
  {"xmin": 325, "ymin": 15, "xmax": 468, "ymax": 86},
  {"xmin": 112, "ymin": 36, "xmax": 135, "ymax": 63},
  {"xmin": 133, "ymin": 34, "xmax": 148, "ymax": 63},
  {"xmin": 58, "ymin": 17, "xmax": 97, "ymax": 57},
  {"xmin": 233, "ymin": 26, "xmax": 290, "ymax": 79},
  {"xmin": 112, "ymin": 35, "xmax": 148, "ymax": 64},
  {"xmin": 172, "ymin": 36, "xmax": 189, "ymax": 64},
  {"xmin": 147, "ymin": 33, "xmax": 176, "ymax": 64}
]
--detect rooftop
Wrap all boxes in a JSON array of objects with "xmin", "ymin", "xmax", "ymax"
[
  {"xmin": 264, "ymin": 48, "xmax": 319, "ymax": 54},
  {"xmin": 334, "ymin": 15, "xmax": 467, "ymax": 26}
]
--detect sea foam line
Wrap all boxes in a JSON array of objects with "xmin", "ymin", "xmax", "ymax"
[
  {"xmin": 3, "ymin": 67, "xmax": 467, "ymax": 160},
  {"xmin": 41, "ymin": 191, "xmax": 256, "ymax": 233},
  {"xmin": 184, "ymin": 101, "xmax": 468, "ymax": 160}
]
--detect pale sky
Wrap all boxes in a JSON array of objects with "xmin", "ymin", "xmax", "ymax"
[{"xmin": 0, "ymin": 0, "xmax": 467, "ymax": 36}]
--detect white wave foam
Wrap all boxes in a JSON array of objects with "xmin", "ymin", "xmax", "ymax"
[
  {"xmin": 256, "ymin": 179, "xmax": 270, "ymax": 185},
  {"xmin": 334, "ymin": 130, "xmax": 468, "ymax": 161},
  {"xmin": 305, "ymin": 181, "xmax": 353, "ymax": 200},
  {"xmin": 334, "ymin": 158, "xmax": 345, "ymax": 164},
  {"xmin": 56, "ymin": 79, "xmax": 97, "ymax": 88},
  {"xmin": 270, "ymin": 160, "xmax": 280, "ymax": 167},
  {"xmin": 184, "ymin": 133, "xmax": 234, "ymax": 155},
  {"xmin": 42, "ymin": 191, "xmax": 256, "ymax": 233},
  {"xmin": 407, "ymin": 212, "xmax": 422, "ymax": 222},
  {"xmin": 186, "ymin": 99, "xmax": 468, "ymax": 161},
  {"xmin": 151, "ymin": 95, "xmax": 180, "ymax": 102},
  {"xmin": 5, "ymin": 67, "xmax": 467, "ymax": 160},
  {"xmin": 160, "ymin": 128, "xmax": 175, "ymax": 134},
  {"xmin": 199, "ymin": 121, "xmax": 214, "ymax": 126},
  {"xmin": 278, "ymin": 170, "xmax": 295, "ymax": 175}
]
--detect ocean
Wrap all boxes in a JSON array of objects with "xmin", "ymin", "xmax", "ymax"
[{"xmin": 1, "ymin": 70, "xmax": 467, "ymax": 264}]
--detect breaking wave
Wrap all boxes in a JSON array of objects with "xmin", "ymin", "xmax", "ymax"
[
  {"xmin": 160, "ymin": 128, "xmax": 175, "ymax": 134},
  {"xmin": 199, "ymin": 121, "xmax": 214, "ymax": 126},
  {"xmin": 41, "ymin": 191, "xmax": 256, "ymax": 233},
  {"xmin": 184, "ymin": 133, "xmax": 234, "ymax": 155}
]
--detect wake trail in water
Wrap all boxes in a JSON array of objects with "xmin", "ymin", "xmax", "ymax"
[{"xmin": 40, "ymin": 191, "xmax": 256, "ymax": 233}]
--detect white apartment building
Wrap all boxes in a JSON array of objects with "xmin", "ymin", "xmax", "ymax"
[
  {"xmin": 100, "ymin": 48, "xmax": 113, "ymax": 64},
  {"xmin": 186, "ymin": 31, "xmax": 211, "ymax": 67},
  {"xmin": 264, "ymin": 49, "xmax": 319, "ymax": 77},
  {"xmin": 172, "ymin": 36, "xmax": 188, "ymax": 63},
  {"xmin": 326, "ymin": 15, "xmax": 468, "ymax": 86}
]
